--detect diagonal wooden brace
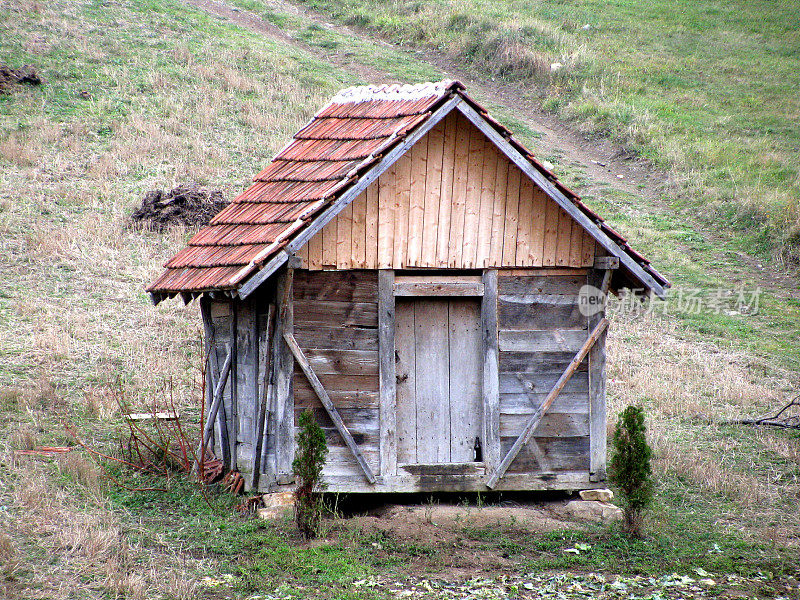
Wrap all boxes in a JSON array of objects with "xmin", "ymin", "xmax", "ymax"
[
  {"xmin": 283, "ymin": 332, "xmax": 377, "ymax": 484},
  {"xmin": 193, "ymin": 343, "xmax": 233, "ymax": 474},
  {"xmin": 486, "ymin": 317, "xmax": 609, "ymax": 489}
]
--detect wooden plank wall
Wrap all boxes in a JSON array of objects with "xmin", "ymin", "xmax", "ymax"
[
  {"xmin": 234, "ymin": 297, "xmax": 258, "ymax": 476},
  {"xmin": 295, "ymin": 112, "xmax": 597, "ymax": 271},
  {"xmin": 207, "ymin": 295, "xmax": 278, "ymax": 485},
  {"xmin": 292, "ymin": 271, "xmax": 381, "ymax": 478},
  {"xmin": 496, "ymin": 273, "xmax": 591, "ymax": 474}
]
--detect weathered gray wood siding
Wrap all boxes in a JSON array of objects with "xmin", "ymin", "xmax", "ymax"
[
  {"xmin": 203, "ymin": 290, "xmax": 278, "ymax": 488},
  {"xmin": 205, "ymin": 299, "xmax": 234, "ymax": 468},
  {"xmin": 496, "ymin": 273, "xmax": 591, "ymax": 474},
  {"xmin": 233, "ymin": 297, "xmax": 258, "ymax": 478},
  {"xmin": 292, "ymin": 270, "xmax": 381, "ymax": 480}
]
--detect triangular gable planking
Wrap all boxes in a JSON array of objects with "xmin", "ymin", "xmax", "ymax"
[{"xmin": 295, "ymin": 111, "xmax": 597, "ymax": 271}]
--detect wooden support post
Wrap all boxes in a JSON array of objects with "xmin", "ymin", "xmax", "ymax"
[
  {"xmin": 378, "ymin": 270, "xmax": 396, "ymax": 478},
  {"xmin": 250, "ymin": 303, "xmax": 275, "ymax": 490},
  {"xmin": 589, "ymin": 269, "xmax": 610, "ymax": 481},
  {"xmin": 481, "ymin": 270, "xmax": 501, "ymax": 478},
  {"xmin": 274, "ymin": 267, "xmax": 295, "ymax": 482},
  {"xmin": 228, "ymin": 302, "xmax": 238, "ymax": 471},
  {"xmin": 487, "ymin": 317, "xmax": 609, "ymax": 489},
  {"xmin": 284, "ymin": 332, "xmax": 377, "ymax": 484}
]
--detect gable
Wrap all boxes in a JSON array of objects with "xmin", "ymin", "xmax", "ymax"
[
  {"xmin": 148, "ymin": 80, "xmax": 668, "ymax": 304},
  {"xmin": 296, "ymin": 112, "xmax": 597, "ymax": 270}
]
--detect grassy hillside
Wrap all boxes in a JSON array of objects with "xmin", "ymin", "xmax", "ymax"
[
  {"xmin": 292, "ymin": 0, "xmax": 800, "ymax": 261},
  {"xmin": 0, "ymin": 0, "xmax": 799, "ymax": 597}
]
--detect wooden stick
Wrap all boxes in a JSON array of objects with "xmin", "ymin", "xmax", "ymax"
[
  {"xmin": 283, "ymin": 332, "xmax": 377, "ymax": 484},
  {"xmin": 194, "ymin": 343, "xmax": 233, "ymax": 473},
  {"xmin": 487, "ymin": 318, "xmax": 609, "ymax": 489}
]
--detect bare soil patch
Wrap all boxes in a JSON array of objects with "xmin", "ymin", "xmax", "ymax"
[
  {"xmin": 0, "ymin": 64, "xmax": 41, "ymax": 93},
  {"xmin": 129, "ymin": 184, "xmax": 228, "ymax": 231},
  {"xmin": 351, "ymin": 502, "xmax": 576, "ymax": 543}
]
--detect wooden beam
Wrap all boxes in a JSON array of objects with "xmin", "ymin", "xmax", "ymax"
[
  {"xmin": 481, "ymin": 270, "xmax": 501, "ymax": 477},
  {"xmin": 589, "ymin": 269, "xmax": 609, "ymax": 482},
  {"xmin": 238, "ymin": 95, "xmax": 464, "ymax": 299},
  {"xmin": 486, "ymin": 317, "xmax": 609, "ymax": 489},
  {"xmin": 594, "ymin": 255, "xmax": 619, "ymax": 270},
  {"xmin": 393, "ymin": 281, "xmax": 484, "ymax": 297},
  {"xmin": 250, "ymin": 303, "xmax": 275, "ymax": 490},
  {"xmin": 378, "ymin": 270, "xmax": 396, "ymax": 477},
  {"xmin": 274, "ymin": 268, "xmax": 295, "ymax": 479},
  {"xmin": 228, "ymin": 302, "xmax": 238, "ymax": 471},
  {"xmin": 455, "ymin": 101, "xmax": 667, "ymax": 298},
  {"xmin": 284, "ymin": 332, "xmax": 377, "ymax": 484}
]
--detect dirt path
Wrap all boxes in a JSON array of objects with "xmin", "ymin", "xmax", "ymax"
[
  {"xmin": 188, "ymin": 0, "xmax": 662, "ymax": 196},
  {"xmin": 186, "ymin": 0, "xmax": 799, "ymax": 298}
]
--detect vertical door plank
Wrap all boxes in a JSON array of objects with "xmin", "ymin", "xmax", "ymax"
[
  {"xmin": 393, "ymin": 154, "xmax": 412, "ymax": 268},
  {"xmin": 407, "ymin": 137, "xmax": 429, "ymax": 266},
  {"xmin": 489, "ymin": 157, "xmax": 509, "ymax": 266},
  {"xmin": 365, "ymin": 182, "xmax": 380, "ymax": 269},
  {"xmin": 421, "ymin": 121, "xmax": 445, "ymax": 266},
  {"xmin": 413, "ymin": 299, "xmax": 451, "ymax": 463},
  {"xmin": 448, "ymin": 113, "xmax": 471, "ymax": 267},
  {"xmin": 436, "ymin": 113, "xmax": 458, "ymax": 267},
  {"xmin": 351, "ymin": 191, "xmax": 368, "ymax": 268},
  {"xmin": 378, "ymin": 165, "xmax": 396, "ymax": 268},
  {"xmin": 395, "ymin": 299, "xmax": 417, "ymax": 464},
  {"xmin": 448, "ymin": 300, "xmax": 483, "ymax": 463},
  {"xmin": 501, "ymin": 165, "xmax": 521, "ymax": 265},
  {"xmin": 462, "ymin": 127, "xmax": 485, "ymax": 268},
  {"xmin": 477, "ymin": 143, "xmax": 498, "ymax": 267}
]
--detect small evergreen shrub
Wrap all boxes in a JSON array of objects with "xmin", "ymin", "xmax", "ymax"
[
  {"xmin": 292, "ymin": 409, "xmax": 328, "ymax": 539},
  {"xmin": 608, "ymin": 405, "xmax": 654, "ymax": 538}
]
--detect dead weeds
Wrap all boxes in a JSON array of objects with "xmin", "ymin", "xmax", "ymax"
[
  {"xmin": 129, "ymin": 184, "xmax": 228, "ymax": 231},
  {"xmin": 0, "ymin": 64, "xmax": 41, "ymax": 94}
]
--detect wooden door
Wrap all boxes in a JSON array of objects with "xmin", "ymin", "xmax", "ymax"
[{"xmin": 395, "ymin": 298, "xmax": 483, "ymax": 465}]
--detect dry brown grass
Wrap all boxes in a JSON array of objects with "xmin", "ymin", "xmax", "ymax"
[
  {"xmin": 609, "ymin": 312, "xmax": 800, "ymax": 543},
  {"xmin": 0, "ymin": 0, "xmax": 340, "ymax": 594},
  {"xmin": 1, "ymin": 458, "xmax": 210, "ymax": 599}
]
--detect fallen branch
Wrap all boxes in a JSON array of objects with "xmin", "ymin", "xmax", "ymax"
[{"xmin": 726, "ymin": 395, "xmax": 800, "ymax": 430}]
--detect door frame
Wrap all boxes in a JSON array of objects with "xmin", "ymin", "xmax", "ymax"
[{"xmin": 377, "ymin": 270, "xmax": 500, "ymax": 480}]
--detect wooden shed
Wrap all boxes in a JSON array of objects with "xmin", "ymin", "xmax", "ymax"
[{"xmin": 148, "ymin": 81, "xmax": 668, "ymax": 494}]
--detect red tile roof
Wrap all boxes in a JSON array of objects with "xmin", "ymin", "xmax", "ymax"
[{"xmin": 148, "ymin": 80, "xmax": 668, "ymax": 301}]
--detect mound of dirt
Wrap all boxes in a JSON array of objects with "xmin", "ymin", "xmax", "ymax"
[
  {"xmin": 0, "ymin": 64, "xmax": 41, "ymax": 93},
  {"xmin": 129, "ymin": 184, "xmax": 228, "ymax": 231}
]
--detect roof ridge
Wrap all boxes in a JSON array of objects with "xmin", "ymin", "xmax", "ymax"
[{"xmin": 325, "ymin": 79, "xmax": 457, "ymax": 106}]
